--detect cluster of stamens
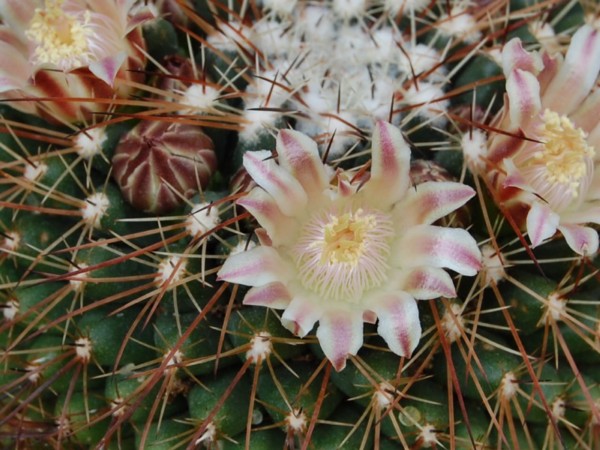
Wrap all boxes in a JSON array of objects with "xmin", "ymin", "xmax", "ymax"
[
  {"xmin": 26, "ymin": 0, "xmax": 93, "ymax": 70},
  {"xmin": 534, "ymin": 109, "xmax": 594, "ymax": 198},
  {"xmin": 294, "ymin": 206, "xmax": 393, "ymax": 301}
]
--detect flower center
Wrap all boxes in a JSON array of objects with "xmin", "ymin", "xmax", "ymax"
[
  {"xmin": 294, "ymin": 207, "xmax": 393, "ymax": 302},
  {"xmin": 26, "ymin": 0, "xmax": 93, "ymax": 71},
  {"xmin": 534, "ymin": 109, "xmax": 595, "ymax": 197},
  {"xmin": 322, "ymin": 212, "xmax": 368, "ymax": 264}
]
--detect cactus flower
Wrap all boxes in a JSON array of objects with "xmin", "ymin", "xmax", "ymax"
[
  {"xmin": 0, "ymin": 0, "xmax": 152, "ymax": 123},
  {"xmin": 218, "ymin": 122, "xmax": 481, "ymax": 370},
  {"xmin": 487, "ymin": 25, "xmax": 600, "ymax": 255}
]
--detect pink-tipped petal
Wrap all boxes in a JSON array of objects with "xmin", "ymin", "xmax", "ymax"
[
  {"xmin": 243, "ymin": 150, "xmax": 308, "ymax": 217},
  {"xmin": 89, "ymin": 53, "xmax": 127, "ymax": 87},
  {"xmin": 373, "ymin": 293, "xmax": 421, "ymax": 358},
  {"xmin": 217, "ymin": 246, "xmax": 292, "ymax": 286},
  {"xmin": 126, "ymin": 6, "xmax": 157, "ymax": 34},
  {"xmin": 400, "ymin": 266, "xmax": 457, "ymax": 300},
  {"xmin": 558, "ymin": 224, "xmax": 599, "ymax": 256},
  {"xmin": 570, "ymin": 88, "xmax": 600, "ymax": 134},
  {"xmin": 526, "ymin": 202, "xmax": 560, "ymax": 248},
  {"xmin": 394, "ymin": 225, "xmax": 482, "ymax": 276},
  {"xmin": 397, "ymin": 181, "xmax": 475, "ymax": 227},
  {"xmin": 543, "ymin": 25, "xmax": 600, "ymax": 116},
  {"xmin": 337, "ymin": 175, "xmax": 355, "ymax": 197},
  {"xmin": 364, "ymin": 121, "xmax": 411, "ymax": 206},
  {"xmin": 502, "ymin": 38, "xmax": 544, "ymax": 77},
  {"xmin": 506, "ymin": 69, "xmax": 542, "ymax": 129},
  {"xmin": 0, "ymin": 0, "xmax": 33, "ymax": 36},
  {"xmin": 281, "ymin": 297, "xmax": 322, "ymax": 337},
  {"xmin": 316, "ymin": 310, "xmax": 363, "ymax": 371},
  {"xmin": 237, "ymin": 187, "xmax": 298, "ymax": 245},
  {"xmin": 243, "ymin": 282, "xmax": 292, "ymax": 309},
  {"xmin": 276, "ymin": 129, "xmax": 329, "ymax": 199}
]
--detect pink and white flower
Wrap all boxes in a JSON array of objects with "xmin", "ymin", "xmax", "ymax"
[
  {"xmin": 487, "ymin": 25, "xmax": 600, "ymax": 255},
  {"xmin": 218, "ymin": 121, "xmax": 481, "ymax": 370},
  {"xmin": 0, "ymin": 0, "xmax": 152, "ymax": 123}
]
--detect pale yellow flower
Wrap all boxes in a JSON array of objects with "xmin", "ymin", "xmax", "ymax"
[
  {"xmin": 487, "ymin": 25, "xmax": 600, "ymax": 255},
  {"xmin": 218, "ymin": 122, "xmax": 481, "ymax": 370}
]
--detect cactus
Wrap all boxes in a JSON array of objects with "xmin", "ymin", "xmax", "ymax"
[{"xmin": 1, "ymin": 1, "xmax": 600, "ymax": 449}]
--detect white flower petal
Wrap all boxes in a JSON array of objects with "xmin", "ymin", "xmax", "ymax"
[
  {"xmin": 526, "ymin": 202, "xmax": 560, "ymax": 248},
  {"xmin": 0, "ymin": 0, "xmax": 32, "ymax": 36},
  {"xmin": 393, "ymin": 225, "xmax": 482, "ymax": 276},
  {"xmin": 243, "ymin": 150, "xmax": 308, "ymax": 217},
  {"xmin": 502, "ymin": 37, "xmax": 543, "ymax": 77},
  {"xmin": 281, "ymin": 296, "xmax": 323, "ymax": 338},
  {"xmin": 217, "ymin": 246, "xmax": 292, "ymax": 286},
  {"xmin": 316, "ymin": 310, "xmax": 363, "ymax": 371},
  {"xmin": 243, "ymin": 282, "xmax": 292, "ymax": 309},
  {"xmin": 558, "ymin": 224, "xmax": 599, "ymax": 256},
  {"xmin": 570, "ymin": 87, "xmax": 600, "ymax": 134},
  {"xmin": 237, "ymin": 187, "xmax": 298, "ymax": 245},
  {"xmin": 543, "ymin": 25, "xmax": 600, "ymax": 116},
  {"xmin": 399, "ymin": 266, "xmax": 457, "ymax": 300},
  {"xmin": 397, "ymin": 181, "xmax": 475, "ymax": 227},
  {"xmin": 506, "ymin": 69, "xmax": 542, "ymax": 129},
  {"xmin": 373, "ymin": 293, "xmax": 421, "ymax": 358},
  {"xmin": 364, "ymin": 120, "xmax": 411, "ymax": 206},
  {"xmin": 276, "ymin": 129, "xmax": 329, "ymax": 199},
  {"xmin": 89, "ymin": 52, "xmax": 126, "ymax": 87}
]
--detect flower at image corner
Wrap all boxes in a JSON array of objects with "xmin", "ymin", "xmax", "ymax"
[
  {"xmin": 218, "ymin": 121, "xmax": 482, "ymax": 371},
  {"xmin": 0, "ymin": 0, "xmax": 153, "ymax": 123},
  {"xmin": 486, "ymin": 25, "xmax": 600, "ymax": 256}
]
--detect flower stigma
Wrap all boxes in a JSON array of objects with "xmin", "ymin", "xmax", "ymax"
[
  {"xmin": 26, "ymin": 0, "xmax": 93, "ymax": 70},
  {"xmin": 535, "ymin": 109, "xmax": 595, "ymax": 198},
  {"xmin": 294, "ymin": 206, "xmax": 394, "ymax": 302}
]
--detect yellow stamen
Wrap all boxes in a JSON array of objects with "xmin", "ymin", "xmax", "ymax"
[
  {"xmin": 534, "ymin": 109, "xmax": 595, "ymax": 197},
  {"xmin": 26, "ymin": 0, "xmax": 93, "ymax": 70},
  {"xmin": 321, "ymin": 210, "xmax": 374, "ymax": 265}
]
